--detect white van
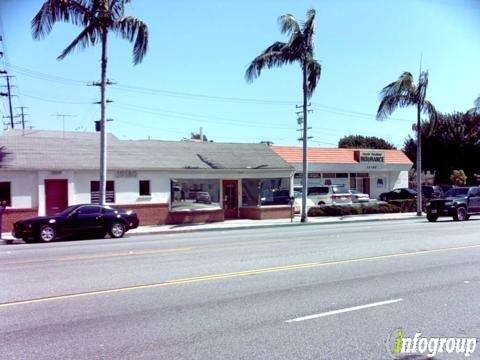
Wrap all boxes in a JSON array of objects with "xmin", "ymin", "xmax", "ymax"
[{"xmin": 297, "ymin": 185, "xmax": 352, "ymax": 205}]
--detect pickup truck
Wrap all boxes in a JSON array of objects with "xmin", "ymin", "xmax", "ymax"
[{"xmin": 425, "ymin": 186, "xmax": 480, "ymax": 222}]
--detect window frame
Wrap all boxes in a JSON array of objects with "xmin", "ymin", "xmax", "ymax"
[
  {"xmin": 90, "ymin": 180, "xmax": 115, "ymax": 203},
  {"xmin": 0, "ymin": 182, "xmax": 12, "ymax": 207},
  {"xmin": 139, "ymin": 180, "xmax": 151, "ymax": 197}
]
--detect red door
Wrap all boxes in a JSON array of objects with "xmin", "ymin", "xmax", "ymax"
[
  {"xmin": 222, "ymin": 180, "xmax": 238, "ymax": 219},
  {"xmin": 45, "ymin": 179, "xmax": 68, "ymax": 215}
]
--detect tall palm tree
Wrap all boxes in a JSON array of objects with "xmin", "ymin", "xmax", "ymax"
[
  {"xmin": 377, "ymin": 71, "xmax": 437, "ymax": 216},
  {"xmin": 245, "ymin": 9, "xmax": 321, "ymax": 223},
  {"xmin": 32, "ymin": 0, "xmax": 148, "ymax": 205},
  {"xmin": 472, "ymin": 95, "xmax": 480, "ymax": 113}
]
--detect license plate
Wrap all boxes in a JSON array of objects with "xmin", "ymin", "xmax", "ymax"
[{"xmin": 431, "ymin": 209, "xmax": 438, "ymax": 214}]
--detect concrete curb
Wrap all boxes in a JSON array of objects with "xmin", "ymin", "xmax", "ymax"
[
  {"xmin": 126, "ymin": 214, "xmax": 422, "ymax": 237},
  {"xmin": 0, "ymin": 214, "xmax": 422, "ymax": 244}
]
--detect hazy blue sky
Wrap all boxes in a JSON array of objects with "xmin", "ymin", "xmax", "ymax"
[{"xmin": 0, "ymin": 0, "xmax": 479, "ymax": 148}]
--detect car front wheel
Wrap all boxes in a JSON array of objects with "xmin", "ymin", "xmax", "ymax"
[
  {"xmin": 38, "ymin": 225, "xmax": 56, "ymax": 243},
  {"xmin": 426, "ymin": 213, "xmax": 438, "ymax": 222},
  {"xmin": 109, "ymin": 222, "xmax": 125, "ymax": 238},
  {"xmin": 453, "ymin": 207, "xmax": 468, "ymax": 221}
]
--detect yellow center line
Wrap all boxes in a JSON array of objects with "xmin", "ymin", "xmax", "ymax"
[{"xmin": 2, "ymin": 243, "xmax": 480, "ymax": 309}]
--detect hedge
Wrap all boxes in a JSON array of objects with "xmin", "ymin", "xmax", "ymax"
[
  {"xmin": 308, "ymin": 203, "xmax": 401, "ymax": 217},
  {"xmin": 387, "ymin": 199, "xmax": 421, "ymax": 212}
]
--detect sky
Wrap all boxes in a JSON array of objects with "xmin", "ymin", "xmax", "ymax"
[{"xmin": 0, "ymin": 0, "xmax": 479, "ymax": 148}]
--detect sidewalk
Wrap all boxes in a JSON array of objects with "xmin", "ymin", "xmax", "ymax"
[{"xmin": 1, "ymin": 212, "xmax": 420, "ymax": 242}]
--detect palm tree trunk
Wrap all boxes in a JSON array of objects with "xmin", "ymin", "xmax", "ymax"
[
  {"xmin": 301, "ymin": 62, "xmax": 309, "ymax": 223},
  {"xmin": 99, "ymin": 28, "xmax": 108, "ymax": 206},
  {"xmin": 416, "ymin": 102, "xmax": 422, "ymax": 216}
]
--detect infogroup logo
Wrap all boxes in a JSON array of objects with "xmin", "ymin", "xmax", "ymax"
[{"xmin": 386, "ymin": 328, "xmax": 478, "ymax": 358}]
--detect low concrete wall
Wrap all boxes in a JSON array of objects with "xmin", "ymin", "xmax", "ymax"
[
  {"xmin": 2, "ymin": 208, "xmax": 39, "ymax": 232},
  {"xmin": 167, "ymin": 209, "xmax": 224, "ymax": 224},
  {"xmin": 117, "ymin": 203, "xmax": 169, "ymax": 226},
  {"xmin": 240, "ymin": 206, "xmax": 291, "ymax": 220}
]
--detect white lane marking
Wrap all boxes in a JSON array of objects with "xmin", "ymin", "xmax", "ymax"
[{"xmin": 285, "ymin": 298, "xmax": 403, "ymax": 323}]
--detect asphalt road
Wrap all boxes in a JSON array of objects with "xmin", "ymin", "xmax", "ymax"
[{"xmin": 2, "ymin": 218, "xmax": 480, "ymax": 359}]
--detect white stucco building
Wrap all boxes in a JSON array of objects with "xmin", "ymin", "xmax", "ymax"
[{"xmin": 272, "ymin": 146, "xmax": 412, "ymax": 199}]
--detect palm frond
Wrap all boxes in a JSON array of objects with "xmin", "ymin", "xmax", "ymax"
[
  {"xmin": 376, "ymin": 94, "xmax": 416, "ymax": 121},
  {"xmin": 245, "ymin": 41, "xmax": 294, "ymax": 82},
  {"xmin": 474, "ymin": 95, "xmax": 480, "ymax": 109},
  {"xmin": 301, "ymin": 9, "xmax": 316, "ymax": 55},
  {"xmin": 379, "ymin": 71, "xmax": 415, "ymax": 99},
  {"xmin": 305, "ymin": 57, "xmax": 321, "ymax": 98},
  {"xmin": 112, "ymin": 16, "xmax": 149, "ymax": 64},
  {"xmin": 32, "ymin": 0, "xmax": 92, "ymax": 40},
  {"xmin": 417, "ymin": 70, "xmax": 429, "ymax": 103},
  {"xmin": 278, "ymin": 14, "xmax": 299, "ymax": 35},
  {"xmin": 421, "ymin": 99, "xmax": 437, "ymax": 135},
  {"xmin": 57, "ymin": 23, "xmax": 101, "ymax": 60},
  {"xmin": 110, "ymin": 0, "xmax": 125, "ymax": 18}
]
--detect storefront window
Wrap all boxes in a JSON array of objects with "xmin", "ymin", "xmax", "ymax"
[
  {"xmin": 242, "ymin": 178, "xmax": 290, "ymax": 206},
  {"xmin": 170, "ymin": 179, "xmax": 220, "ymax": 211}
]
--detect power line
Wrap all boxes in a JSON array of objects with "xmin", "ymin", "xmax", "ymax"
[
  {"xmin": 17, "ymin": 91, "xmax": 93, "ymax": 104},
  {"xmin": 5, "ymin": 62, "xmax": 417, "ymax": 123}
]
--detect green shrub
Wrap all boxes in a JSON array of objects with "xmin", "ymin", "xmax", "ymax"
[
  {"xmin": 308, "ymin": 203, "xmax": 401, "ymax": 217},
  {"xmin": 388, "ymin": 199, "xmax": 418, "ymax": 212}
]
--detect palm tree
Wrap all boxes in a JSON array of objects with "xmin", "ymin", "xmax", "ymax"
[
  {"xmin": 245, "ymin": 9, "xmax": 321, "ymax": 223},
  {"xmin": 377, "ymin": 71, "xmax": 437, "ymax": 216},
  {"xmin": 470, "ymin": 95, "xmax": 480, "ymax": 114},
  {"xmin": 32, "ymin": 0, "xmax": 148, "ymax": 206}
]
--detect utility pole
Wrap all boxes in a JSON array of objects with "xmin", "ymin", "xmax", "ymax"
[
  {"xmin": 296, "ymin": 102, "xmax": 313, "ymax": 223},
  {"xmin": 89, "ymin": 78, "xmax": 115, "ymax": 205},
  {"xmin": 16, "ymin": 106, "xmax": 29, "ymax": 128},
  {"xmin": 416, "ymin": 54, "xmax": 423, "ymax": 217},
  {"xmin": 0, "ymin": 73, "xmax": 15, "ymax": 129}
]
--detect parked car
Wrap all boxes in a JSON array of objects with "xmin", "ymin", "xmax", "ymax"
[
  {"xmin": 293, "ymin": 191, "xmax": 315, "ymax": 213},
  {"xmin": 422, "ymin": 185, "xmax": 444, "ymax": 199},
  {"xmin": 307, "ymin": 185, "xmax": 352, "ymax": 205},
  {"xmin": 12, "ymin": 204, "xmax": 139, "ymax": 243},
  {"xmin": 349, "ymin": 189, "xmax": 370, "ymax": 203},
  {"xmin": 425, "ymin": 186, "xmax": 480, "ymax": 222},
  {"xmin": 195, "ymin": 191, "xmax": 212, "ymax": 204},
  {"xmin": 261, "ymin": 189, "xmax": 291, "ymax": 205},
  {"xmin": 379, "ymin": 188, "xmax": 416, "ymax": 202}
]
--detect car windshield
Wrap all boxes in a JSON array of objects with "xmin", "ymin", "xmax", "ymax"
[
  {"xmin": 332, "ymin": 186, "xmax": 348, "ymax": 194},
  {"xmin": 308, "ymin": 187, "xmax": 329, "ymax": 195},
  {"xmin": 349, "ymin": 189, "xmax": 360, "ymax": 194},
  {"xmin": 445, "ymin": 187, "xmax": 469, "ymax": 197},
  {"xmin": 55, "ymin": 205, "xmax": 80, "ymax": 216}
]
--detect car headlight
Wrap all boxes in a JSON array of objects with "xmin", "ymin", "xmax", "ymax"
[
  {"xmin": 445, "ymin": 201, "xmax": 453, "ymax": 206},
  {"xmin": 426, "ymin": 202, "xmax": 431, "ymax": 207}
]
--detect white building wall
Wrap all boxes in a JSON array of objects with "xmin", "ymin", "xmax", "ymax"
[
  {"xmin": 2, "ymin": 169, "xmax": 293, "ymax": 215},
  {"xmin": 391, "ymin": 170, "xmax": 409, "ymax": 189},
  {"xmin": 73, "ymin": 171, "xmax": 172, "ymax": 205},
  {"xmin": 0, "ymin": 171, "xmax": 38, "ymax": 208},
  {"xmin": 369, "ymin": 170, "xmax": 409, "ymax": 199},
  {"xmin": 72, "ymin": 169, "xmax": 293, "ymax": 207}
]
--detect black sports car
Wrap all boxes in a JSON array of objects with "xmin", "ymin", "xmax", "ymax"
[
  {"xmin": 12, "ymin": 204, "xmax": 139, "ymax": 243},
  {"xmin": 379, "ymin": 188, "xmax": 417, "ymax": 201}
]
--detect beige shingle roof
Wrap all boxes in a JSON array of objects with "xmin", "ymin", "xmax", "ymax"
[{"xmin": 0, "ymin": 129, "xmax": 293, "ymax": 171}]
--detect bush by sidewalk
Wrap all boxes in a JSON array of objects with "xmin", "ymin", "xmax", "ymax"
[
  {"xmin": 388, "ymin": 199, "xmax": 423, "ymax": 212},
  {"xmin": 308, "ymin": 203, "xmax": 401, "ymax": 217}
]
